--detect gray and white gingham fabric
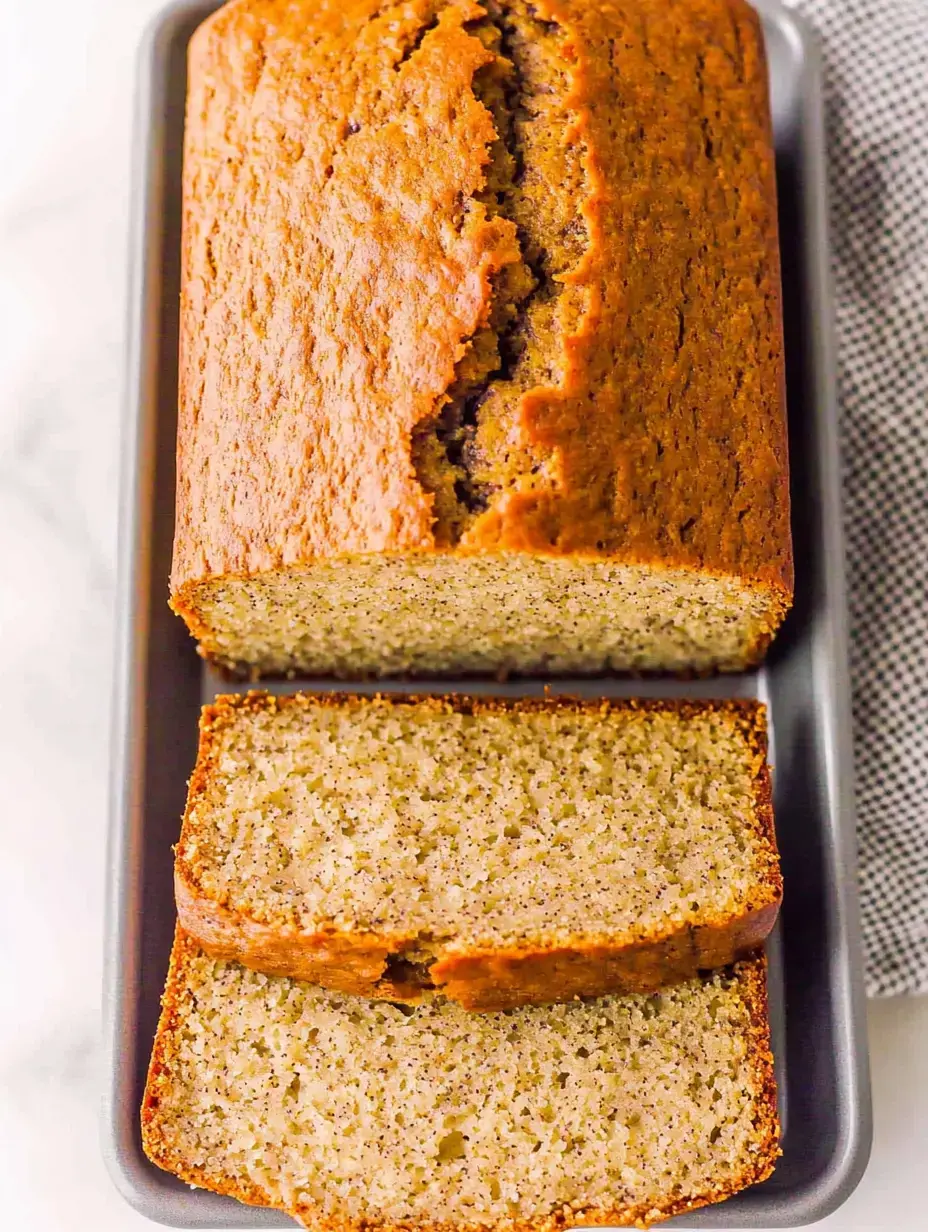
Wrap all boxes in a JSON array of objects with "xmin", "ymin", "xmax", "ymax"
[{"xmin": 789, "ymin": 0, "xmax": 928, "ymax": 996}]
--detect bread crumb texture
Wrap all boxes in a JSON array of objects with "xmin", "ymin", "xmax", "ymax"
[
  {"xmin": 182, "ymin": 557, "xmax": 781, "ymax": 678},
  {"xmin": 142, "ymin": 936, "xmax": 779, "ymax": 1229},
  {"xmin": 170, "ymin": 0, "xmax": 791, "ymax": 678},
  {"xmin": 178, "ymin": 695, "xmax": 779, "ymax": 948}
]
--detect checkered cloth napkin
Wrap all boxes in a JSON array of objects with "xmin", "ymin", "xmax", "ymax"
[{"xmin": 788, "ymin": 1, "xmax": 928, "ymax": 996}]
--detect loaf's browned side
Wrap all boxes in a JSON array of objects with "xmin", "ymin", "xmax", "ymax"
[
  {"xmin": 170, "ymin": 0, "xmax": 791, "ymax": 626},
  {"xmin": 177, "ymin": 872, "xmax": 781, "ymax": 1011},
  {"xmin": 173, "ymin": 874, "xmax": 418, "ymax": 999},
  {"xmin": 142, "ymin": 931, "xmax": 781, "ymax": 1230},
  {"xmin": 174, "ymin": 692, "xmax": 783, "ymax": 1009},
  {"xmin": 431, "ymin": 900, "xmax": 782, "ymax": 1012}
]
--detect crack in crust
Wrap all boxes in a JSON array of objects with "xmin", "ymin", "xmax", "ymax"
[
  {"xmin": 396, "ymin": 10, "xmax": 443, "ymax": 71},
  {"xmin": 411, "ymin": 0, "xmax": 589, "ymax": 544}
]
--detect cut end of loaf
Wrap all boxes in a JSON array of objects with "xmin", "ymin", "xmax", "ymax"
[
  {"xmin": 142, "ymin": 934, "xmax": 780, "ymax": 1230},
  {"xmin": 172, "ymin": 554, "xmax": 787, "ymax": 679}
]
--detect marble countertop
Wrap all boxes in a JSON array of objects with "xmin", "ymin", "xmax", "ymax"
[{"xmin": 0, "ymin": 1, "xmax": 925, "ymax": 1228}]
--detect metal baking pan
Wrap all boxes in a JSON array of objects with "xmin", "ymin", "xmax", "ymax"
[{"xmin": 102, "ymin": 0, "xmax": 871, "ymax": 1225}]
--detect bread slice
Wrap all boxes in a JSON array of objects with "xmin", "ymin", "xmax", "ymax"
[
  {"xmin": 175, "ymin": 694, "xmax": 782, "ymax": 1010},
  {"xmin": 142, "ymin": 931, "xmax": 779, "ymax": 1230}
]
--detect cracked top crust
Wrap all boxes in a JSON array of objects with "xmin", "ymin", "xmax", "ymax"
[{"xmin": 172, "ymin": 0, "xmax": 790, "ymax": 598}]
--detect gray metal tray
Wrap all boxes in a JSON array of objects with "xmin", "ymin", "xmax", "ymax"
[{"xmin": 102, "ymin": 1, "xmax": 871, "ymax": 1225}]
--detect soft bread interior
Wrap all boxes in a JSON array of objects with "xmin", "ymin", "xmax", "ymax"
[
  {"xmin": 144, "ymin": 944, "xmax": 776, "ymax": 1226},
  {"xmin": 179, "ymin": 698, "xmax": 778, "ymax": 948},
  {"xmin": 176, "ymin": 554, "xmax": 782, "ymax": 678}
]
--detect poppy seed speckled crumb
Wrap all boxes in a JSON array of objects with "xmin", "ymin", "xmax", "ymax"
[
  {"xmin": 142, "ymin": 933, "xmax": 780, "ymax": 1230},
  {"xmin": 175, "ymin": 693, "xmax": 782, "ymax": 1009}
]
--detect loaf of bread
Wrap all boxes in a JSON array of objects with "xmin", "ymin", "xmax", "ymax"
[
  {"xmin": 175, "ymin": 693, "xmax": 782, "ymax": 1010},
  {"xmin": 171, "ymin": 0, "xmax": 791, "ymax": 679},
  {"xmin": 142, "ymin": 932, "xmax": 779, "ymax": 1229}
]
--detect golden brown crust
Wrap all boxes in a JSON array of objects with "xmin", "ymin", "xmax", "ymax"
[
  {"xmin": 142, "ymin": 930, "xmax": 780, "ymax": 1229},
  {"xmin": 419, "ymin": 903, "xmax": 781, "ymax": 1011},
  {"xmin": 174, "ymin": 691, "xmax": 783, "ymax": 1009},
  {"xmin": 171, "ymin": 0, "xmax": 791, "ymax": 617}
]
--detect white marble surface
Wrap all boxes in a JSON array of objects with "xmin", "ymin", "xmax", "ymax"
[{"xmin": 0, "ymin": 1, "xmax": 925, "ymax": 1228}]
